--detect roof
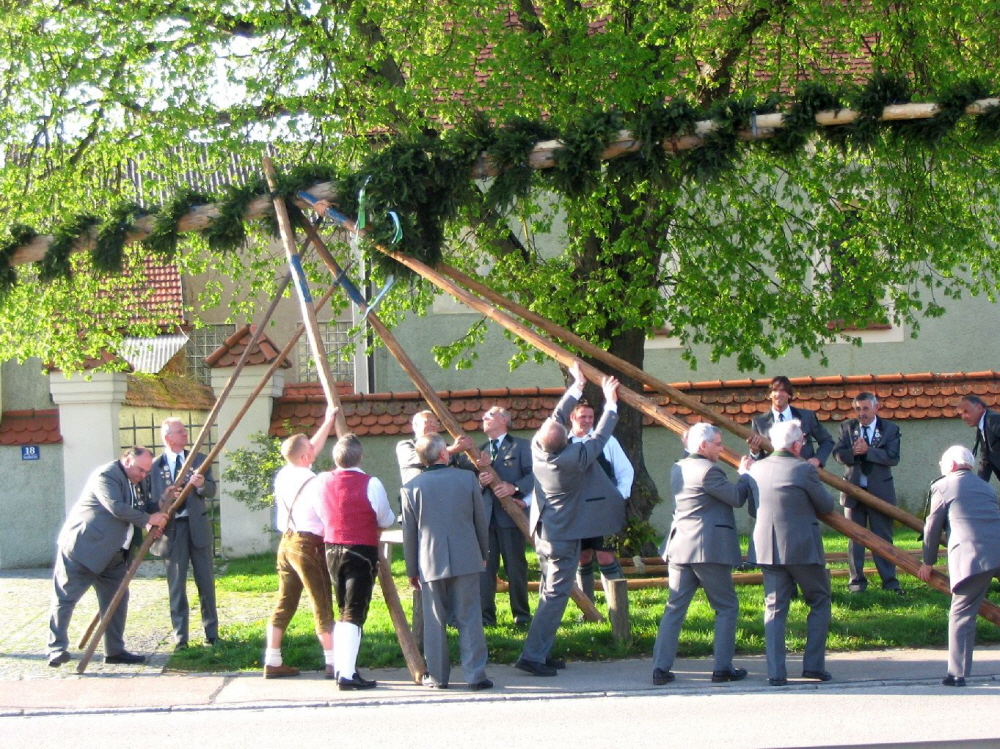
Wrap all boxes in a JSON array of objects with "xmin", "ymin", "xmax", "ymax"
[
  {"xmin": 269, "ymin": 370, "xmax": 1000, "ymax": 438},
  {"xmin": 0, "ymin": 409, "xmax": 62, "ymax": 445},
  {"xmin": 124, "ymin": 373, "xmax": 216, "ymax": 411},
  {"xmin": 204, "ymin": 324, "xmax": 291, "ymax": 369}
]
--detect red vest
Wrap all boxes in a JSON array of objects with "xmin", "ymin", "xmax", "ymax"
[{"xmin": 320, "ymin": 470, "xmax": 378, "ymax": 546}]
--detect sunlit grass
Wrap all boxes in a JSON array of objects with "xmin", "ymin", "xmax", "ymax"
[{"xmin": 166, "ymin": 529, "xmax": 1000, "ymax": 672}]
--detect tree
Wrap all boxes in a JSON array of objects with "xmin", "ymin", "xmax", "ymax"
[{"xmin": 3, "ymin": 1, "xmax": 1000, "ymax": 529}]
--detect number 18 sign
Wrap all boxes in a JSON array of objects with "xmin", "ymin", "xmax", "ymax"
[{"xmin": 22, "ymin": 445, "xmax": 40, "ymax": 461}]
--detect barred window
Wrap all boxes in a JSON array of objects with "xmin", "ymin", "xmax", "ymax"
[{"xmin": 186, "ymin": 324, "xmax": 237, "ymax": 385}]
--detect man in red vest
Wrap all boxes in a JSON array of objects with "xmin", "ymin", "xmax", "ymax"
[{"xmin": 318, "ymin": 434, "xmax": 396, "ymax": 690}]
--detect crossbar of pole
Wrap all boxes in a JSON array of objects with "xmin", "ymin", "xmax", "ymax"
[
  {"xmin": 295, "ymin": 217, "xmax": 605, "ymax": 624},
  {"xmin": 77, "ymin": 283, "xmax": 337, "ymax": 673}
]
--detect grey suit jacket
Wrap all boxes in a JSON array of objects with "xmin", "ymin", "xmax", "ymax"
[
  {"xmin": 922, "ymin": 469, "xmax": 1000, "ymax": 591},
  {"xmin": 479, "ymin": 434, "xmax": 533, "ymax": 529},
  {"xmin": 401, "ymin": 465, "xmax": 489, "ymax": 583},
  {"xmin": 58, "ymin": 460, "xmax": 151, "ymax": 574},
  {"xmin": 146, "ymin": 451, "xmax": 216, "ymax": 556},
  {"xmin": 750, "ymin": 451, "xmax": 835, "ymax": 566},
  {"xmin": 832, "ymin": 417, "xmax": 900, "ymax": 508},
  {"xmin": 663, "ymin": 455, "xmax": 757, "ymax": 566},
  {"xmin": 751, "ymin": 407, "xmax": 834, "ymax": 467},
  {"xmin": 529, "ymin": 389, "xmax": 625, "ymax": 542}
]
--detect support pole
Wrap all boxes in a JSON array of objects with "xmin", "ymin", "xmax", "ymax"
[{"xmin": 296, "ymin": 215, "xmax": 605, "ymax": 623}]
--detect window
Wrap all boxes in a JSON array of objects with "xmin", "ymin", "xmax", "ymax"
[
  {"xmin": 297, "ymin": 321, "xmax": 354, "ymax": 383},
  {"xmin": 186, "ymin": 324, "xmax": 237, "ymax": 385}
]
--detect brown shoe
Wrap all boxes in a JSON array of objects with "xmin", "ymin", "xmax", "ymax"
[
  {"xmin": 325, "ymin": 665, "xmax": 337, "ymax": 680},
  {"xmin": 263, "ymin": 663, "xmax": 300, "ymax": 679}
]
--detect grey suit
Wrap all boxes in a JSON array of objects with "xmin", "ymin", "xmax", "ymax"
[
  {"xmin": 48, "ymin": 460, "xmax": 152, "ymax": 657},
  {"xmin": 520, "ymin": 387, "xmax": 624, "ymax": 664},
  {"xmin": 146, "ymin": 451, "xmax": 218, "ymax": 645},
  {"xmin": 974, "ymin": 409, "xmax": 1000, "ymax": 484},
  {"xmin": 401, "ymin": 464, "xmax": 490, "ymax": 686},
  {"xmin": 750, "ymin": 451, "xmax": 835, "ymax": 680},
  {"xmin": 833, "ymin": 417, "xmax": 901, "ymax": 591},
  {"xmin": 922, "ymin": 470, "xmax": 1000, "ymax": 679},
  {"xmin": 750, "ymin": 408, "xmax": 834, "ymax": 466},
  {"xmin": 653, "ymin": 455, "xmax": 757, "ymax": 674},
  {"xmin": 478, "ymin": 434, "xmax": 533, "ymax": 626}
]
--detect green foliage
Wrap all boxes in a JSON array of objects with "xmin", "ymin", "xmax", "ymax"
[
  {"xmin": 93, "ymin": 202, "xmax": 145, "ymax": 273},
  {"xmin": 143, "ymin": 189, "xmax": 214, "ymax": 259},
  {"xmin": 0, "ymin": 224, "xmax": 36, "ymax": 297},
  {"xmin": 221, "ymin": 431, "xmax": 286, "ymax": 513}
]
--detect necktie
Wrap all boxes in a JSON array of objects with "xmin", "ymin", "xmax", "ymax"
[
  {"xmin": 778, "ymin": 413, "xmax": 785, "ymax": 422},
  {"xmin": 974, "ymin": 429, "xmax": 982, "ymax": 457},
  {"xmin": 490, "ymin": 439, "xmax": 500, "ymax": 461},
  {"xmin": 863, "ymin": 425, "xmax": 871, "ymax": 444},
  {"xmin": 174, "ymin": 453, "xmax": 183, "ymax": 482}
]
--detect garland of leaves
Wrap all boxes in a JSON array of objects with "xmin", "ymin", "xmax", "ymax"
[{"xmin": 2, "ymin": 75, "xmax": 999, "ymax": 291}]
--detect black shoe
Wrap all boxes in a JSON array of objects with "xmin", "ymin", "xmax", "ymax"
[
  {"xmin": 174, "ymin": 642, "xmax": 188, "ymax": 651},
  {"xmin": 712, "ymin": 667, "xmax": 748, "ymax": 683},
  {"xmin": 653, "ymin": 668, "xmax": 675, "ymax": 685},
  {"xmin": 942, "ymin": 675, "xmax": 966, "ymax": 687},
  {"xmin": 482, "ymin": 619, "xmax": 497, "ymax": 628},
  {"xmin": 338, "ymin": 672, "xmax": 377, "ymax": 690},
  {"xmin": 469, "ymin": 679, "xmax": 494, "ymax": 691},
  {"xmin": 514, "ymin": 619, "xmax": 531, "ymax": 630},
  {"xmin": 515, "ymin": 658, "xmax": 557, "ymax": 677},
  {"xmin": 207, "ymin": 637, "xmax": 219, "ymax": 646},
  {"xmin": 802, "ymin": 669, "xmax": 832, "ymax": 681},
  {"xmin": 47, "ymin": 651, "xmax": 71, "ymax": 667},
  {"xmin": 769, "ymin": 677, "xmax": 788, "ymax": 686},
  {"xmin": 884, "ymin": 587, "xmax": 904, "ymax": 596},
  {"xmin": 545, "ymin": 656, "xmax": 566, "ymax": 670},
  {"xmin": 421, "ymin": 674, "xmax": 448, "ymax": 689},
  {"xmin": 105, "ymin": 651, "xmax": 146, "ymax": 665}
]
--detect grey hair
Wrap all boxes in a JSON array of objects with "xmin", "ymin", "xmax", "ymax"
[
  {"xmin": 769, "ymin": 419, "xmax": 804, "ymax": 451},
  {"xmin": 415, "ymin": 434, "xmax": 447, "ymax": 466},
  {"xmin": 685, "ymin": 422, "xmax": 720, "ymax": 454},
  {"xmin": 940, "ymin": 445, "xmax": 974, "ymax": 472},
  {"xmin": 332, "ymin": 434, "xmax": 364, "ymax": 469}
]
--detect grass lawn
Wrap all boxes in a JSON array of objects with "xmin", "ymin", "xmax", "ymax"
[{"xmin": 168, "ymin": 529, "xmax": 1000, "ymax": 673}]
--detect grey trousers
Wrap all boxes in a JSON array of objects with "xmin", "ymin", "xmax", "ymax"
[
  {"xmin": 948, "ymin": 568, "xmax": 998, "ymax": 678},
  {"xmin": 480, "ymin": 523, "xmax": 530, "ymax": 625},
  {"xmin": 422, "ymin": 573, "xmax": 488, "ymax": 686},
  {"xmin": 653, "ymin": 563, "xmax": 739, "ymax": 672},
  {"xmin": 48, "ymin": 549, "xmax": 129, "ymax": 656},
  {"xmin": 520, "ymin": 536, "xmax": 580, "ymax": 663},
  {"xmin": 761, "ymin": 564, "xmax": 831, "ymax": 680},
  {"xmin": 164, "ymin": 518, "xmax": 218, "ymax": 644},
  {"xmin": 845, "ymin": 502, "xmax": 899, "ymax": 591}
]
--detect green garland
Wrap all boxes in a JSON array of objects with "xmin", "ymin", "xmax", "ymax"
[
  {"xmin": 93, "ymin": 202, "xmax": 146, "ymax": 273},
  {"xmin": 0, "ymin": 224, "xmax": 37, "ymax": 298},
  {"xmin": 1, "ymin": 75, "xmax": 998, "ymax": 291}
]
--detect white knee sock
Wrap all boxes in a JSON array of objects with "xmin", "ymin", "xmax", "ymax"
[
  {"xmin": 333, "ymin": 622, "xmax": 362, "ymax": 678},
  {"xmin": 264, "ymin": 647, "xmax": 283, "ymax": 667}
]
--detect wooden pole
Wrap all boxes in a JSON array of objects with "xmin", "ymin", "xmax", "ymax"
[
  {"xmin": 438, "ymin": 263, "xmax": 922, "ymax": 535},
  {"xmin": 295, "ymin": 217, "xmax": 606, "ymax": 623},
  {"xmin": 359, "ymin": 239, "xmax": 1000, "ymax": 628},
  {"xmin": 76, "ymin": 287, "xmax": 337, "ymax": 672},
  {"xmin": 605, "ymin": 578, "xmax": 631, "ymax": 645}
]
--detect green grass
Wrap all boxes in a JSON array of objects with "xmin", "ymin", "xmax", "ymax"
[{"xmin": 166, "ymin": 529, "xmax": 1000, "ymax": 672}]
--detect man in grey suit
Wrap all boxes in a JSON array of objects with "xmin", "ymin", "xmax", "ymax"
[
  {"xmin": 515, "ymin": 361, "xmax": 624, "ymax": 677},
  {"xmin": 402, "ymin": 434, "xmax": 493, "ymax": 690},
  {"xmin": 652, "ymin": 423, "xmax": 757, "ymax": 685},
  {"xmin": 474, "ymin": 406, "xmax": 534, "ymax": 627},
  {"xmin": 747, "ymin": 375, "xmax": 834, "ymax": 468},
  {"xmin": 47, "ymin": 447, "xmax": 168, "ymax": 667},
  {"xmin": 957, "ymin": 395, "xmax": 1000, "ymax": 485},
  {"xmin": 917, "ymin": 445, "xmax": 1000, "ymax": 686},
  {"xmin": 833, "ymin": 392, "xmax": 903, "ymax": 594},
  {"xmin": 146, "ymin": 418, "xmax": 218, "ymax": 648},
  {"xmin": 396, "ymin": 410, "xmax": 473, "ymax": 485},
  {"xmin": 750, "ymin": 418, "xmax": 835, "ymax": 686}
]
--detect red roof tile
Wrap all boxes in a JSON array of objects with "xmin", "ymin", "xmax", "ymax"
[
  {"xmin": 0, "ymin": 409, "xmax": 62, "ymax": 445},
  {"xmin": 203, "ymin": 324, "xmax": 293, "ymax": 369},
  {"xmin": 270, "ymin": 371, "xmax": 1000, "ymax": 438}
]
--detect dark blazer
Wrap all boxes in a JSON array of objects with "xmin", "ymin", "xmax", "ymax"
[
  {"xmin": 401, "ymin": 465, "xmax": 489, "ymax": 583},
  {"xmin": 832, "ymin": 417, "xmax": 901, "ymax": 508},
  {"xmin": 58, "ymin": 460, "xmax": 151, "ymax": 574},
  {"xmin": 662, "ymin": 455, "xmax": 757, "ymax": 566},
  {"xmin": 530, "ymin": 389, "xmax": 625, "ymax": 542},
  {"xmin": 750, "ymin": 452, "xmax": 835, "ymax": 566},
  {"xmin": 145, "ymin": 451, "xmax": 216, "ymax": 556},
  {"xmin": 751, "ymin": 407, "xmax": 834, "ymax": 467},
  {"xmin": 975, "ymin": 409, "xmax": 1000, "ymax": 483},
  {"xmin": 479, "ymin": 434, "xmax": 533, "ymax": 529},
  {"xmin": 922, "ymin": 470, "xmax": 1000, "ymax": 590}
]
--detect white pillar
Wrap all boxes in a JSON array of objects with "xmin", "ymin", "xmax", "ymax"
[
  {"xmin": 210, "ymin": 364, "xmax": 284, "ymax": 557},
  {"xmin": 49, "ymin": 371, "xmax": 129, "ymax": 513}
]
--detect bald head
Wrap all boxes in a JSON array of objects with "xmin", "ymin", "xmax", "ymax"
[{"xmin": 536, "ymin": 419, "xmax": 568, "ymax": 454}]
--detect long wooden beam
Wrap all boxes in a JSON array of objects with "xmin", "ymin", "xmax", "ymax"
[
  {"xmin": 359, "ymin": 238, "xmax": 1000, "ymax": 628},
  {"xmin": 437, "ymin": 263, "xmax": 924, "ymax": 535},
  {"xmin": 7, "ymin": 97, "xmax": 1000, "ymax": 267}
]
